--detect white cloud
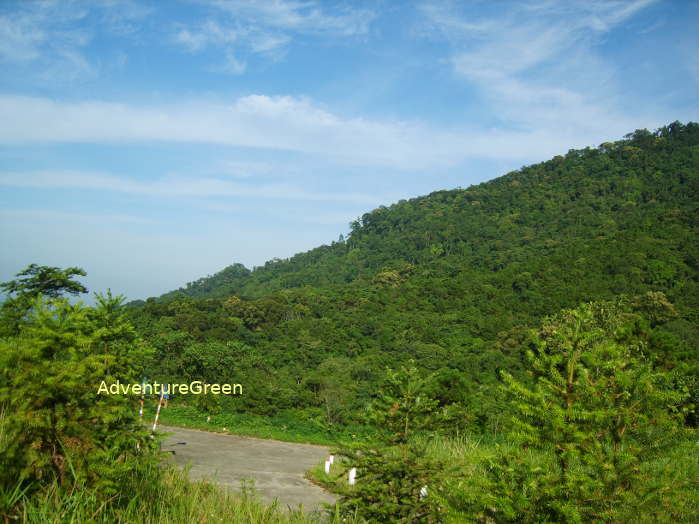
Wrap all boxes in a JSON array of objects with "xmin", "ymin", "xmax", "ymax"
[
  {"xmin": 0, "ymin": 94, "xmax": 469, "ymax": 169},
  {"xmin": 175, "ymin": 19, "xmax": 242, "ymax": 52},
  {"xmin": 420, "ymin": 0, "xmax": 659, "ymax": 138},
  {"xmin": 204, "ymin": 201, "xmax": 361, "ymax": 226},
  {"xmin": 173, "ymin": 0, "xmax": 375, "ymax": 72},
  {"xmin": 0, "ymin": 208, "xmax": 150, "ymax": 225},
  {"xmin": 0, "ymin": 0, "xmax": 151, "ymax": 80},
  {"xmin": 97, "ymin": 0, "xmax": 152, "ymax": 35},
  {"xmin": 0, "ymin": 169, "xmax": 383, "ymax": 206},
  {"xmin": 0, "ymin": 11, "xmax": 46, "ymax": 61},
  {"xmin": 212, "ymin": 50, "xmax": 247, "ymax": 74},
  {"xmin": 250, "ymin": 33, "xmax": 290, "ymax": 53},
  {"xmin": 202, "ymin": 0, "xmax": 375, "ymax": 36},
  {"xmin": 0, "ymin": 92, "xmax": 657, "ymax": 170},
  {"xmin": 218, "ymin": 160, "xmax": 275, "ymax": 178}
]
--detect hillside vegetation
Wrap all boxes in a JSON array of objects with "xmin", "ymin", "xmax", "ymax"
[
  {"xmin": 130, "ymin": 121, "xmax": 698, "ymax": 431},
  {"xmin": 158, "ymin": 121, "xmax": 698, "ymax": 308}
]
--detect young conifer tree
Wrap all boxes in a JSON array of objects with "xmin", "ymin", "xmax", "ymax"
[
  {"xmin": 0, "ymin": 269, "xmax": 157, "ymax": 498},
  {"xmin": 475, "ymin": 296, "xmax": 686, "ymax": 522},
  {"xmin": 338, "ymin": 363, "xmax": 447, "ymax": 522}
]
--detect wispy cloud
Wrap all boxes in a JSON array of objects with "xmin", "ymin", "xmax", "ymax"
[
  {"xmin": 0, "ymin": 0, "xmax": 150, "ymax": 80},
  {"xmin": 0, "ymin": 10, "xmax": 46, "ymax": 61},
  {"xmin": 175, "ymin": 19, "xmax": 242, "ymax": 52},
  {"xmin": 173, "ymin": 0, "xmax": 376, "ymax": 71},
  {"xmin": 211, "ymin": 50, "xmax": 247, "ymax": 74},
  {"xmin": 204, "ymin": 201, "xmax": 362, "ymax": 226},
  {"xmin": 0, "ymin": 169, "xmax": 383, "ymax": 206},
  {"xmin": 0, "ymin": 92, "xmax": 655, "ymax": 170},
  {"xmin": 96, "ymin": 0, "xmax": 152, "ymax": 35},
  {"xmin": 420, "ymin": 0, "xmax": 659, "ymax": 138},
  {"xmin": 0, "ymin": 208, "xmax": 150, "ymax": 225},
  {"xmin": 218, "ymin": 160, "xmax": 276, "ymax": 179},
  {"xmin": 203, "ymin": 0, "xmax": 375, "ymax": 36},
  {"xmin": 0, "ymin": 94, "xmax": 467, "ymax": 169},
  {"xmin": 0, "ymin": 2, "xmax": 89, "ymax": 65}
]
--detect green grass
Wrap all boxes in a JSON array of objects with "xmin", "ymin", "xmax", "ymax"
[
  {"xmin": 7, "ymin": 467, "xmax": 346, "ymax": 524},
  {"xmin": 307, "ymin": 431, "xmax": 699, "ymax": 523},
  {"xmin": 151, "ymin": 403, "xmax": 375, "ymax": 446},
  {"xmin": 305, "ymin": 457, "xmax": 348, "ymax": 492},
  {"xmin": 307, "ymin": 432, "xmax": 507, "ymax": 491}
]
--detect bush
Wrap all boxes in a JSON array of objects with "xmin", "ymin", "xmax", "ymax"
[
  {"xmin": 0, "ymin": 294, "xmax": 158, "ymax": 498},
  {"xmin": 459, "ymin": 296, "xmax": 689, "ymax": 522},
  {"xmin": 338, "ymin": 364, "xmax": 447, "ymax": 522}
]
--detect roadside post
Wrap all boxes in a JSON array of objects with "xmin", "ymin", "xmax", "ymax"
[{"xmin": 152, "ymin": 389, "xmax": 164, "ymax": 431}]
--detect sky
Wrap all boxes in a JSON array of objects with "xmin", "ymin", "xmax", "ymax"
[{"xmin": 1, "ymin": 0, "xmax": 697, "ymax": 302}]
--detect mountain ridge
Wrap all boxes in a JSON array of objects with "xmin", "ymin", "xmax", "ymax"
[{"xmin": 148, "ymin": 121, "xmax": 699, "ymax": 311}]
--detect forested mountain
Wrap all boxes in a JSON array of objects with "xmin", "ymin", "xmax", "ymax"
[
  {"xmin": 157, "ymin": 122, "xmax": 698, "ymax": 309},
  {"xmin": 129, "ymin": 122, "xmax": 698, "ymax": 429}
]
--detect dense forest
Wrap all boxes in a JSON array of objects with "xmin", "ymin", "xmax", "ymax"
[
  {"xmin": 2, "ymin": 122, "xmax": 697, "ymax": 522},
  {"xmin": 128, "ymin": 121, "xmax": 698, "ymax": 432}
]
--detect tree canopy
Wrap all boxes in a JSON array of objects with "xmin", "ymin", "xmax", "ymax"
[{"xmin": 1, "ymin": 263, "xmax": 88, "ymax": 299}]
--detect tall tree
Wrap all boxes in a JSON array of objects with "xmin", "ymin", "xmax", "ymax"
[
  {"xmin": 1, "ymin": 264, "xmax": 87, "ymax": 298},
  {"xmin": 0, "ymin": 264, "xmax": 88, "ymax": 336},
  {"xmin": 0, "ymin": 293, "xmax": 156, "ymax": 496}
]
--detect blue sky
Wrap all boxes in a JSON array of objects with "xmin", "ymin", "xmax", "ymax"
[{"xmin": 1, "ymin": 0, "xmax": 697, "ymax": 301}]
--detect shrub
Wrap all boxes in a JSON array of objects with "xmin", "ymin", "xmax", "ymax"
[{"xmin": 0, "ymin": 293, "xmax": 157, "ymax": 497}]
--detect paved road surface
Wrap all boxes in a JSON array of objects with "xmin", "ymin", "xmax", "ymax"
[{"xmin": 160, "ymin": 425, "xmax": 338, "ymax": 512}]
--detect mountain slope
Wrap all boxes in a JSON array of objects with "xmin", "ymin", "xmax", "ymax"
[
  {"xmin": 131, "ymin": 122, "xmax": 699, "ymax": 428},
  {"xmin": 156, "ymin": 121, "xmax": 699, "ymax": 312}
]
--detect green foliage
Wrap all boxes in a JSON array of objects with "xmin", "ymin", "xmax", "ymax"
[
  {"xmin": 307, "ymin": 357, "xmax": 359, "ymax": 425},
  {"xmin": 367, "ymin": 365, "xmax": 444, "ymax": 446},
  {"xmin": 464, "ymin": 297, "xmax": 688, "ymax": 522},
  {"xmin": 2, "ymin": 121, "xmax": 699, "ymax": 522},
  {"xmin": 0, "ymin": 264, "xmax": 88, "ymax": 336},
  {"xmin": 0, "ymin": 264, "xmax": 87, "ymax": 299},
  {"xmin": 338, "ymin": 365, "xmax": 447, "ymax": 522},
  {"xmin": 158, "ymin": 404, "xmax": 375, "ymax": 445},
  {"xmin": 0, "ymin": 292, "xmax": 157, "ymax": 497},
  {"xmin": 127, "ymin": 122, "xmax": 699, "ymax": 432}
]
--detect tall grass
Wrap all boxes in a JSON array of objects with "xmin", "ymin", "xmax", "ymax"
[
  {"xmin": 6, "ymin": 466, "xmax": 347, "ymax": 523},
  {"xmin": 14, "ymin": 467, "xmax": 343, "ymax": 524}
]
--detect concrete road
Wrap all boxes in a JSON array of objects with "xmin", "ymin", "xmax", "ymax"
[{"xmin": 160, "ymin": 425, "xmax": 338, "ymax": 512}]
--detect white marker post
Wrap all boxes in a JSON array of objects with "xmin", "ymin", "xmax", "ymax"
[
  {"xmin": 139, "ymin": 378, "xmax": 146, "ymax": 420},
  {"xmin": 348, "ymin": 467, "xmax": 357, "ymax": 486},
  {"xmin": 152, "ymin": 391, "xmax": 164, "ymax": 431},
  {"xmin": 324, "ymin": 458, "xmax": 331, "ymax": 474},
  {"xmin": 329, "ymin": 454, "xmax": 335, "ymax": 465}
]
